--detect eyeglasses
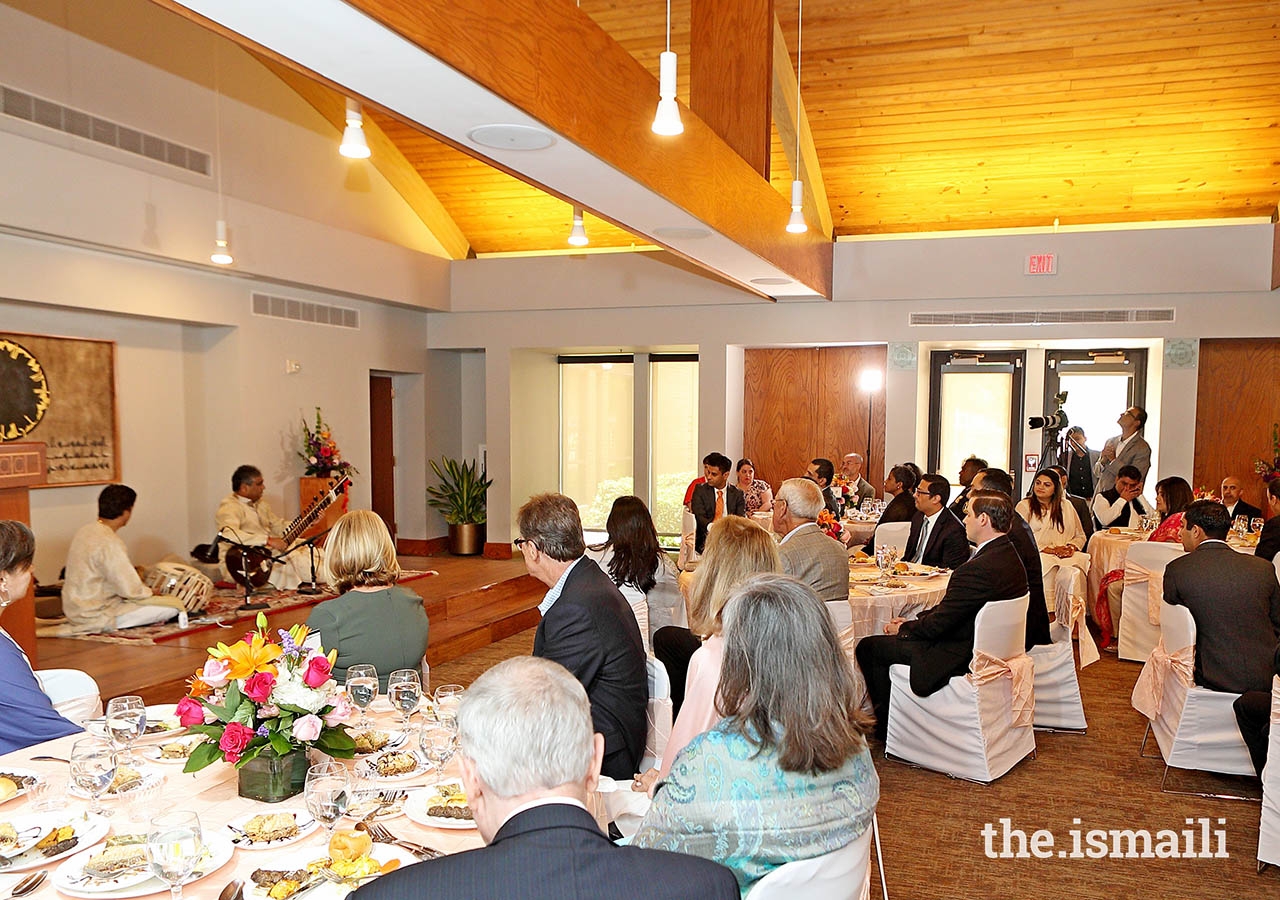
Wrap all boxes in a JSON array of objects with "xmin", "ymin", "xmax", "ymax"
[
  {"xmin": 513, "ymin": 537, "xmax": 536, "ymax": 551},
  {"xmin": 913, "ymin": 488, "xmax": 933, "ymax": 496}
]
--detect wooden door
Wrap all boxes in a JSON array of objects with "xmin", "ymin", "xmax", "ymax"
[{"xmin": 369, "ymin": 375, "xmax": 396, "ymax": 539}]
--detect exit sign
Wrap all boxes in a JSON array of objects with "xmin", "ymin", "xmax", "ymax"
[{"xmin": 1025, "ymin": 253, "xmax": 1057, "ymax": 275}]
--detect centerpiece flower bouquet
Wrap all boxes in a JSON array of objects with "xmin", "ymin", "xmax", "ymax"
[
  {"xmin": 175, "ymin": 613, "xmax": 356, "ymax": 774},
  {"xmin": 1254, "ymin": 423, "xmax": 1280, "ymax": 483},
  {"xmin": 299, "ymin": 407, "xmax": 357, "ymax": 479},
  {"xmin": 817, "ymin": 508, "xmax": 844, "ymax": 542}
]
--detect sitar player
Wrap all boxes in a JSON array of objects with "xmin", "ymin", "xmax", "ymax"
[{"xmin": 215, "ymin": 465, "xmax": 319, "ymax": 589}]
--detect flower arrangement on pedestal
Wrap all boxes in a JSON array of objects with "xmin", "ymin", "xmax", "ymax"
[
  {"xmin": 299, "ymin": 407, "xmax": 357, "ymax": 478},
  {"xmin": 1254, "ymin": 423, "xmax": 1280, "ymax": 483},
  {"xmin": 831, "ymin": 475, "xmax": 854, "ymax": 508},
  {"xmin": 817, "ymin": 508, "xmax": 844, "ymax": 543},
  {"xmin": 175, "ymin": 613, "xmax": 356, "ymax": 774}
]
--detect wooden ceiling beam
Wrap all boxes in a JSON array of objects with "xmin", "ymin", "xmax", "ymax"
[
  {"xmin": 255, "ymin": 57, "xmax": 471, "ymax": 261},
  {"xmin": 689, "ymin": 0, "xmax": 773, "ymax": 179},
  {"xmin": 771, "ymin": 16, "xmax": 833, "ymax": 239}
]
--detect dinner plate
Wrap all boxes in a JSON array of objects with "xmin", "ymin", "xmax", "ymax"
[
  {"xmin": 0, "ymin": 767, "xmax": 41, "ymax": 806},
  {"xmin": 226, "ymin": 809, "xmax": 319, "ymax": 850},
  {"xmin": 86, "ymin": 705, "xmax": 186, "ymax": 745},
  {"xmin": 245, "ymin": 843, "xmax": 416, "ymax": 900},
  {"xmin": 1, "ymin": 812, "xmax": 111, "ymax": 872},
  {"xmin": 140, "ymin": 737, "xmax": 206, "ymax": 765},
  {"xmin": 0, "ymin": 814, "xmax": 52, "ymax": 858},
  {"xmin": 403, "ymin": 780, "xmax": 476, "ymax": 830},
  {"xmin": 354, "ymin": 753, "xmax": 431, "ymax": 783},
  {"xmin": 54, "ymin": 833, "xmax": 234, "ymax": 899},
  {"xmin": 68, "ymin": 767, "xmax": 164, "ymax": 800},
  {"xmin": 345, "ymin": 790, "xmax": 407, "ymax": 822},
  {"xmin": 348, "ymin": 729, "xmax": 407, "ymax": 757}
]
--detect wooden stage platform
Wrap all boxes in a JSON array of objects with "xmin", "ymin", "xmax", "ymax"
[{"xmin": 36, "ymin": 553, "xmax": 541, "ymax": 705}]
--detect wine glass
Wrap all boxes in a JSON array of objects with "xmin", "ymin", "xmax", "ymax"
[
  {"xmin": 1252, "ymin": 517, "xmax": 1266, "ymax": 536},
  {"xmin": 105, "ymin": 695, "xmax": 146, "ymax": 764},
  {"xmin": 346, "ymin": 665, "xmax": 379, "ymax": 729},
  {"xmin": 433, "ymin": 684, "xmax": 464, "ymax": 731},
  {"xmin": 418, "ymin": 723, "xmax": 456, "ymax": 772},
  {"xmin": 304, "ymin": 762, "xmax": 350, "ymax": 838},
  {"xmin": 70, "ymin": 737, "xmax": 117, "ymax": 817},
  {"xmin": 387, "ymin": 669, "xmax": 421, "ymax": 729},
  {"xmin": 146, "ymin": 810, "xmax": 203, "ymax": 900},
  {"xmin": 1234, "ymin": 515, "xmax": 1250, "ymax": 538}
]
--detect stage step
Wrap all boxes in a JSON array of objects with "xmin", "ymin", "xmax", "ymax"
[{"xmin": 425, "ymin": 574, "xmax": 543, "ymax": 667}]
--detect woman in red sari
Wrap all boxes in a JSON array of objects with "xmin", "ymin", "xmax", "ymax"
[{"xmin": 1095, "ymin": 475, "xmax": 1193, "ymax": 647}]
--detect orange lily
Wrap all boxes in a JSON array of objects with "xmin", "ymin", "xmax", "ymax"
[
  {"xmin": 210, "ymin": 632, "xmax": 282, "ymax": 680},
  {"xmin": 187, "ymin": 674, "xmax": 212, "ymax": 699}
]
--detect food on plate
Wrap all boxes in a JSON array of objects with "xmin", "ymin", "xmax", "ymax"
[
  {"xmin": 106, "ymin": 765, "xmax": 142, "ymax": 794},
  {"xmin": 244, "ymin": 812, "xmax": 299, "ymax": 843},
  {"xmin": 83, "ymin": 844, "xmax": 147, "ymax": 878},
  {"xmin": 0, "ymin": 780, "xmax": 15, "ymax": 802},
  {"xmin": 328, "ymin": 829, "xmax": 372, "ymax": 862},
  {"xmin": 373, "ymin": 751, "xmax": 418, "ymax": 777},
  {"xmin": 352, "ymin": 731, "xmax": 391, "ymax": 754},
  {"xmin": 0, "ymin": 773, "xmax": 35, "ymax": 800},
  {"xmin": 323, "ymin": 855, "xmax": 380, "ymax": 880},
  {"xmin": 1108, "ymin": 527, "xmax": 1122, "ymax": 534},
  {"xmin": 36, "ymin": 824, "xmax": 77, "ymax": 857},
  {"xmin": 160, "ymin": 739, "xmax": 197, "ymax": 760},
  {"xmin": 250, "ymin": 868, "xmax": 310, "ymax": 900},
  {"xmin": 892, "ymin": 562, "xmax": 911, "ymax": 575},
  {"xmin": 425, "ymin": 782, "xmax": 473, "ymax": 820},
  {"xmin": 0, "ymin": 822, "xmax": 18, "ymax": 850}
]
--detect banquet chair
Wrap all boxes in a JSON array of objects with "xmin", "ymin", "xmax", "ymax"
[
  {"xmin": 677, "ymin": 509, "xmax": 699, "ymax": 571},
  {"xmin": 640, "ymin": 657, "xmax": 673, "ymax": 773},
  {"xmin": 1257, "ymin": 676, "xmax": 1280, "ymax": 872},
  {"xmin": 1131, "ymin": 602, "xmax": 1255, "ymax": 798},
  {"xmin": 36, "ymin": 668, "xmax": 102, "ymax": 725},
  {"xmin": 1117, "ymin": 542, "xmax": 1184, "ymax": 663},
  {"xmin": 873, "ymin": 522, "xmax": 911, "ymax": 557},
  {"xmin": 1028, "ymin": 608, "xmax": 1087, "ymax": 732},
  {"xmin": 745, "ymin": 817, "xmax": 877, "ymax": 900},
  {"xmin": 885, "ymin": 594, "xmax": 1036, "ymax": 783}
]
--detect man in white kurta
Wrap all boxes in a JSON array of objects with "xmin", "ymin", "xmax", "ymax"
[
  {"xmin": 62, "ymin": 485, "xmax": 178, "ymax": 633},
  {"xmin": 215, "ymin": 465, "xmax": 316, "ymax": 589}
]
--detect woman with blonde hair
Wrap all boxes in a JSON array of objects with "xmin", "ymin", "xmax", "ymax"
[
  {"xmin": 637, "ymin": 516, "xmax": 780, "ymax": 792},
  {"xmin": 306, "ymin": 510, "xmax": 429, "ymax": 691}
]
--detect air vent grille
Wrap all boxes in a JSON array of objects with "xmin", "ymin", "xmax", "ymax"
[
  {"xmin": 1, "ymin": 84, "xmax": 210, "ymax": 176},
  {"xmin": 251, "ymin": 292, "xmax": 359, "ymax": 330},
  {"xmin": 909, "ymin": 308, "xmax": 1175, "ymax": 327}
]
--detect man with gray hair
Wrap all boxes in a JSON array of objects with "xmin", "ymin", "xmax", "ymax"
[
  {"xmin": 354, "ymin": 657, "xmax": 738, "ymax": 900},
  {"xmin": 515, "ymin": 493, "xmax": 647, "ymax": 780},
  {"xmin": 840, "ymin": 452, "xmax": 877, "ymax": 508},
  {"xmin": 772, "ymin": 478, "xmax": 850, "ymax": 607}
]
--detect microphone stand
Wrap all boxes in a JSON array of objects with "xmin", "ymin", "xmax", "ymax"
[
  {"xmin": 288, "ymin": 528, "xmax": 331, "ymax": 595},
  {"xmin": 216, "ymin": 533, "xmax": 272, "ymax": 611}
]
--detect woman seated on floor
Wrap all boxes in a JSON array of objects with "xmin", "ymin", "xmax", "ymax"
[
  {"xmin": 0, "ymin": 520, "xmax": 83, "ymax": 754},
  {"xmin": 1094, "ymin": 475, "xmax": 1193, "ymax": 647},
  {"xmin": 306, "ymin": 510, "xmax": 429, "ymax": 692},
  {"xmin": 585, "ymin": 496, "xmax": 681, "ymax": 653},
  {"xmin": 1015, "ymin": 468, "xmax": 1091, "ymax": 620},
  {"xmin": 632, "ymin": 573, "xmax": 879, "ymax": 895},
  {"xmin": 633, "ymin": 515, "xmax": 780, "ymax": 793}
]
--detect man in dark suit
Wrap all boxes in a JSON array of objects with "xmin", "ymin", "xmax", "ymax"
[
  {"xmin": 971, "ymin": 468, "xmax": 1052, "ymax": 649},
  {"xmin": 856, "ymin": 491, "xmax": 1029, "ymax": 738},
  {"xmin": 517, "ymin": 493, "xmax": 647, "ymax": 780},
  {"xmin": 1233, "ymin": 645, "xmax": 1280, "ymax": 779},
  {"xmin": 1221, "ymin": 474, "xmax": 1264, "ymax": 525},
  {"xmin": 1060, "ymin": 427, "xmax": 1097, "ymax": 499},
  {"xmin": 1049, "ymin": 463, "xmax": 1094, "ymax": 542},
  {"xmin": 355, "ymin": 657, "xmax": 738, "ymax": 900},
  {"xmin": 947, "ymin": 456, "xmax": 987, "ymax": 519},
  {"xmin": 690, "ymin": 452, "xmax": 746, "ymax": 554},
  {"xmin": 805, "ymin": 457, "xmax": 842, "ymax": 516},
  {"xmin": 1256, "ymin": 480, "xmax": 1280, "ymax": 563},
  {"xmin": 1092, "ymin": 465, "xmax": 1153, "ymax": 531},
  {"xmin": 865, "ymin": 465, "xmax": 919, "ymax": 554},
  {"xmin": 1165, "ymin": 499, "xmax": 1280, "ymax": 694},
  {"xmin": 903, "ymin": 473, "xmax": 971, "ymax": 570}
]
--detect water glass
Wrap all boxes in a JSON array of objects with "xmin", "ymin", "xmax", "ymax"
[
  {"xmin": 70, "ymin": 737, "xmax": 117, "ymax": 816},
  {"xmin": 388, "ymin": 669, "xmax": 421, "ymax": 728},
  {"xmin": 147, "ymin": 810, "xmax": 203, "ymax": 900},
  {"xmin": 433, "ymin": 684, "xmax": 464, "ymax": 731},
  {"xmin": 304, "ymin": 762, "xmax": 350, "ymax": 836},
  {"xmin": 1252, "ymin": 517, "xmax": 1266, "ymax": 535},
  {"xmin": 346, "ymin": 665, "xmax": 379, "ymax": 729},
  {"xmin": 106, "ymin": 695, "xmax": 147, "ymax": 763},
  {"xmin": 28, "ymin": 776, "xmax": 65, "ymax": 813},
  {"xmin": 1234, "ymin": 515, "xmax": 1250, "ymax": 537},
  {"xmin": 418, "ymin": 723, "xmax": 456, "ymax": 771}
]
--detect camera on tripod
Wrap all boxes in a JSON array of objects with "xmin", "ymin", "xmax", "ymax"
[{"xmin": 1028, "ymin": 391, "xmax": 1069, "ymax": 431}]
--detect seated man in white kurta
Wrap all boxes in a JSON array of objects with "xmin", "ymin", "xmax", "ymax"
[
  {"xmin": 215, "ymin": 465, "xmax": 316, "ymax": 590},
  {"xmin": 62, "ymin": 484, "xmax": 178, "ymax": 633}
]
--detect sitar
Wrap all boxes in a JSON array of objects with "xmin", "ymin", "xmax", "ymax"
[{"xmin": 224, "ymin": 475, "xmax": 351, "ymax": 590}]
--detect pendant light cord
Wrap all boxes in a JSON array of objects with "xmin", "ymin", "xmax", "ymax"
[
  {"xmin": 795, "ymin": 0, "xmax": 802, "ymax": 165},
  {"xmin": 665, "ymin": 0, "xmax": 672, "ymax": 52},
  {"xmin": 213, "ymin": 41, "xmax": 225, "ymax": 220}
]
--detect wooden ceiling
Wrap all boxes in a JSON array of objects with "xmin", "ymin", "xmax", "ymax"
[{"xmin": 324, "ymin": 0, "xmax": 1280, "ymax": 251}]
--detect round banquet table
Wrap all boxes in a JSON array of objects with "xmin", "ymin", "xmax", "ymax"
[
  {"xmin": 0, "ymin": 705, "xmax": 485, "ymax": 900},
  {"xmin": 841, "ymin": 517, "xmax": 878, "ymax": 549},
  {"xmin": 841, "ymin": 565, "xmax": 951, "ymax": 642},
  {"xmin": 1085, "ymin": 528, "xmax": 1257, "ymax": 604}
]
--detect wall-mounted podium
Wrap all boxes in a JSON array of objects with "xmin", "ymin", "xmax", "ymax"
[{"xmin": 0, "ymin": 442, "xmax": 45, "ymax": 664}]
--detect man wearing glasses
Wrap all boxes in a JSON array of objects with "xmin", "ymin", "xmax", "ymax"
[
  {"xmin": 1093, "ymin": 405, "xmax": 1151, "ymax": 496},
  {"xmin": 902, "ymin": 474, "xmax": 971, "ymax": 570}
]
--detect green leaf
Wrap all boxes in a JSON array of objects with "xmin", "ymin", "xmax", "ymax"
[
  {"xmin": 269, "ymin": 731, "xmax": 293, "ymax": 756},
  {"xmin": 182, "ymin": 741, "xmax": 221, "ymax": 773}
]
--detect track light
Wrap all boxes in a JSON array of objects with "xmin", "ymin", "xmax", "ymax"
[
  {"xmin": 651, "ymin": 1, "xmax": 683, "ymax": 136},
  {"xmin": 785, "ymin": 180, "xmax": 807, "ymax": 234},
  {"xmin": 568, "ymin": 207, "xmax": 589, "ymax": 246},
  {"xmin": 210, "ymin": 219, "xmax": 233, "ymax": 265},
  {"xmin": 340, "ymin": 98, "xmax": 371, "ymax": 159}
]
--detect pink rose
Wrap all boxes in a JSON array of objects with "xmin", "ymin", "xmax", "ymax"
[
  {"xmin": 242, "ymin": 671, "xmax": 276, "ymax": 703},
  {"xmin": 175, "ymin": 697, "xmax": 206, "ymax": 727},
  {"xmin": 200, "ymin": 658, "xmax": 231, "ymax": 689},
  {"xmin": 258, "ymin": 703, "xmax": 280, "ymax": 719},
  {"xmin": 291, "ymin": 714, "xmax": 323, "ymax": 743},
  {"xmin": 303, "ymin": 655, "xmax": 333, "ymax": 688},
  {"xmin": 323, "ymin": 693, "xmax": 353, "ymax": 728},
  {"xmin": 218, "ymin": 721, "xmax": 255, "ymax": 763},
  {"xmin": 203, "ymin": 706, "xmax": 218, "ymax": 724}
]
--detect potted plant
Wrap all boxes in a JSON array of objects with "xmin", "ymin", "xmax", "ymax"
[{"xmin": 427, "ymin": 456, "xmax": 494, "ymax": 555}]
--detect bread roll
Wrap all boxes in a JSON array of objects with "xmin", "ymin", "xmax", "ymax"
[{"xmin": 328, "ymin": 829, "xmax": 372, "ymax": 861}]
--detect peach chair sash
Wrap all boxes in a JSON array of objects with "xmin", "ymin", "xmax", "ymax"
[
  {"xmin": 1123, "ymin": 560, "xmax": 1164, "ymax": 626},
  {"xmin": 1130, "ymin": 638, "xmax": 1194, "ymax": 720},
  {"xmin": 1055, "ymin": 591, "xmax": 1100, "ymax": 669},
  {"xmin": 969, "ymin": 650, "xmax": 1035, "ymax": 728}
]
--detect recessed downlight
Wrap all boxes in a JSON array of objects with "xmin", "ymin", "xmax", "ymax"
[
  {"xmin": 749, "ymin": 277, "xmax": 792, "ymax": 286},
  {"xmin": 466, "ymin": 124, "xmax": 556, "ymax": 151},
  {"xmin": 653, "ymin": 226, "xmax": 711, "ymax": 240}
]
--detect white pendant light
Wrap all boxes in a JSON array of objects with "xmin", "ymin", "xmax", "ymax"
[
  {"xmin": 210, "ymin": 218, "xmax": 233, "ymax": 265},
  {"xmin": 568, "ymin": 207, "xmax": 589, "ymax": 246},
  {"xmin": 651, "ymin": 0, "xmax": 683, "ymax": 135},
  {"xmin": 339, "ymin": 98, "xmax": 372, "ymax": 159},
  {"xmin": 210, "ymin": 44, "xmax": 234, "ymax": 265},
  {"xmin": 786, "ymin": 0, "xmax": 808, "ymax": 234}
]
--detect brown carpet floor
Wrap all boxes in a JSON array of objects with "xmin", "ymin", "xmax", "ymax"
[{"xmin": 430, "ymin": 633, "xmax": 1278, "ymax": 898}]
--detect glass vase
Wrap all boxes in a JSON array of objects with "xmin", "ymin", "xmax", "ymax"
[{"xmin": 236, "ymin": 748, "xmax": 308, "ymax": 803}]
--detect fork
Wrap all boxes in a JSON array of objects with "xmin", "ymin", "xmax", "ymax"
[{"xmin": 355, "ymin": 820, "xmax": 441, "ymax": 860}]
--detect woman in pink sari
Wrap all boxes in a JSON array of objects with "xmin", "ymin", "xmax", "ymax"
[{"xmin": 1095, "ymin": 475, "xmax": 1193, "ymax": 647}]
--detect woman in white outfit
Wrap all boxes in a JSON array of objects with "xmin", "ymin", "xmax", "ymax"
[
  {"xmin": 1015, "ymin": 468, "xmax": 1091, "ymax": 618},
  {"xmin": 585, "ymin": 496, "xmax": 680, "ymax": 653}
]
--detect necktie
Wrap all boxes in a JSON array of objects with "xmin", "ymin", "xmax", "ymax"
[
  {"xmin": 915, "ymin": 518, "xmax": 929, "ymax": 563},
  {"xmin": 714, "ymin": 489, "xmax": 724, "ymax": 520}
]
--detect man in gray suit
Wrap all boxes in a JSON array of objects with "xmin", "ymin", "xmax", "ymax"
[
  {"xmin": 1165, "ymin": 500, "xmax": 1280, "ymax": 695},
  {"xmin": 772, "ymin": 478, "xmax": 849, "ymax": 606},
  {"xmin": 1093, "ymin": 405, "xmax": 1152, "ymax": 495}
]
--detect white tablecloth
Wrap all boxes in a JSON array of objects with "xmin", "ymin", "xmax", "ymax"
[
  {"xmin": 1085, "ymin": 530, "xmax": 1256, "ymax": 604},
  {"xmin": 842, "ymin": 569, "xmax": 951, "ymax": 642}
]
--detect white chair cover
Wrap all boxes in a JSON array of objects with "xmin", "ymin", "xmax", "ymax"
[
  {"xmin": 826, "ymin": 600, "xmax": 853, "ymax": 634},
  {"xmin": 1257, "ymin": 676, "xmax": 1280, "ymax": 868},
  {"xmin": 641, "ymin": 657, "xmax": 673, "ymax": 773},
  {"xmin": 36, "ymin": 668, "xmax": 102, "ymax": 725},
  {"xmin": 1028, "ymin": 617, "xmax": 1087, "ymax": 731},
  {"xmin": 677, "ymin": 509, "xmax": 699, "ymax": 571},
  {"xmin": 1130, "ymin": 603, "xmax": 1255, "ymax": 777},
  {"xmin": 646, "ymin": 556, "xmax": 687, "ymax": 632},
  {"xmin": 745, "ymin": 824, "xmax": 873, "ymax": 900},
  {"xmin": 873, "ymin": 522, "xmax": 911, "ymax": 556},
  {"xmin": 885, "ymin": 594, "xmax": 1036, "ymax": 783},
  {"xmin": 1117, "ymin": 542, "xmax": 1183, "ymax": 662}
]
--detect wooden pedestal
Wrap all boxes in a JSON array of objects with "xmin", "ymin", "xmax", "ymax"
[{"xmin": 0, "ymin": 442, "xmax": 47, "ymax": 664}]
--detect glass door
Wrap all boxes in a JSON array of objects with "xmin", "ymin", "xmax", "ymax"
[{"xmin": 928, "ymin": 351, "xmax": 1025, "ymax": 483}]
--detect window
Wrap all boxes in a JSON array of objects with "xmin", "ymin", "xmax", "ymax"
[
  {"xmin": 649, "ymin": 356, "xmax": 699, "ymax": 537},
  {"xmin": 559, "ymin": 358, "xmax": 633, "ymax": 530},
  {"xmin": 928, "ymin": 351, "xmax": 1025, "ymax": 481}
]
